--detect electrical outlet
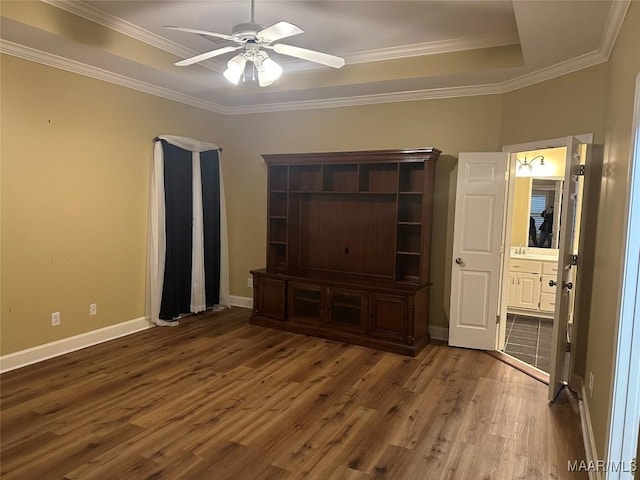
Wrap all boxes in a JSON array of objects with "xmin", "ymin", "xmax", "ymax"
[
  {"xmin": 51, "ymin": 312, "xmax": 60, "ymax": 326},
  {"xmin": 247, "ymin": 277, "xmax": 253, "ymax": 288},
  {"xmin": 89, "ymin": 303, "xmax": 97, "ymax": 316},
  {"xmin": 588, "ymin": 371, "xmax": 594, "ymax": 397}
]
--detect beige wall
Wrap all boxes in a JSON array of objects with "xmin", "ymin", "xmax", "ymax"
[
  {"xmin": 511, "ymin": 177, "xmax": 532, "ymax": 246},
  {"xmin": 501, "ymin": 64, "xmax": 608, "ymax": 146},
  {"xmin": 0, "ymin": 54, "xmax": 228, "ymax": 354},
  {"xmin": 221, "ymin": 96, "xmax": 505, "ymax": 330},
  {"xmin": 583, "ymin": 1, "xmax": 639, "ymax": 460}
]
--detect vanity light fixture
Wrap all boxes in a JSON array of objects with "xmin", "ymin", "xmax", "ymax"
[{"xmin": 516, "ymin": 155, "xmax": 546, "ymax": 177}]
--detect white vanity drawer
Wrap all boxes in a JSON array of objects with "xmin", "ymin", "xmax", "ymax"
[
  {"xmin": 541, "ymin": 274, "xmax": 557, "ymax": 293},
  {"xmin": 540, "ymin": 293, "xmax": 556, "ymax": 312},
  {"xmin": 510, "ymin": 259, "xmax": 542, "ymax": 273},
  {"xmin": 542, "ymin": 262, "xmax": 558, "ymax": 274}
]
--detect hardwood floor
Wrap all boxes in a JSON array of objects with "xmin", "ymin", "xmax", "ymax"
[{"xmin": 1, "ymin": 307, "xmax": 587, "ymax": 479}]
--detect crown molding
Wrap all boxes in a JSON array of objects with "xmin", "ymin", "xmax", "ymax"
[
  {"xmin": 345, "ymin": 36, "xmax": 518, "ymax": 65},
  {"xmin": 0, "ymin": 40, "xmax": 228, "ymax": 114},
  {"xmin": 501, "ymin": 49, "xmax": 608, "ymax": 93},
  {"xmin": 40, "ymin": 0, "xmax": 223, "ymax": 73},
  {"xmin": 599, "ymin": 0, "xmax": 631, "ymax": 59},
  {"xmin": 228, "ymin": 84, "xmax": 504, "ymax": 115},
  {"xmin": 0, "ymin": 37, "xmax": 617, "ymax": 116}
]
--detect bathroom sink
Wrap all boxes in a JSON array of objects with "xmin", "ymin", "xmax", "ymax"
[{"xmin": 510, "ymin": 252, "xmax": 558, "ymax": 261}]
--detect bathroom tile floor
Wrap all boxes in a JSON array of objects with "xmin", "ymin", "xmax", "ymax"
[{"xmin": 504, "ymin": 314, "xmax": 553, "ymax": 373}]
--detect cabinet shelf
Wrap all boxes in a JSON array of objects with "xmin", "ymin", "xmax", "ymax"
[
  {"xmin": 269, "ymin": 192, "xmax": 288, "ymax": 217},
  {"xmin": 322, "ymin": 164, "xmax": 358, "ymax": 192},
  {"xmin": 359, "ymin": 163, "xmax": 398, "ymax": 193},
  {"xmin": 295, "ymin": 296, "xmax": 321, "ymax": 304},
  {"xmin": 399, "ymin": 163, "xmax": 425, "ymax": 192},
  {"xmin": 332, "ymin": 302, "xmax": 361, "ymax": 309},
  {"xmin": 289, "ymin": 165, "xmax": 322, "ymax": 191},
  {"xmin": 269, "ymin": 165, "xmax": 288, "ymax": 192}
]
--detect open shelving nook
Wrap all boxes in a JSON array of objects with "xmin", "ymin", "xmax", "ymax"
[{"xmin": 252, "ymin": 148, "xmax": 440, "ymax": 355}]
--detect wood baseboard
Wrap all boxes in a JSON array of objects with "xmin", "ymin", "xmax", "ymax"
[
  {"xmin": 578, "ymin": 378, "xmax": 602, "ymax": 480},
  {"xmin": 229, "ymin": 295, "xmax": 253, "ymax": 309},
  {"xmin": 0, "ymin": 317, "xmax": 151, "ymax": 373}
]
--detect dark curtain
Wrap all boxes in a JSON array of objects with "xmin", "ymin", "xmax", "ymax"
[
  {"xmin": 159, "ymin": 141, "xmax": 193, "ymax": 320},
  {"xmin": 158, "ymin": 141, "xmax": 221, "ymax": 319},
  {"xmin": 200, "ymin": 150, "xmax": 221, "ymax": 307}
]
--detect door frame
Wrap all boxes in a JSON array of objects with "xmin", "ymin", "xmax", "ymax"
[
  {"xmin": 606, "ymin": 73, "xmax": 640, "ymax": 480},
  {"xmin": 499, "ymin": 134, "xmax": 593, "ymax": 374}
]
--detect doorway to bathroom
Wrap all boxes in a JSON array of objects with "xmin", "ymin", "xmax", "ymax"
[
  {"xmin": 449, "ymin": 134, "xmax": 596, "ymax": 400},
  {"xmin": 498, "ymin": 135, "xmax": 596, "ymax": 400},
  {"xmin": 499, "ymin": 146, "xmax": 568, "ymax": 377}
]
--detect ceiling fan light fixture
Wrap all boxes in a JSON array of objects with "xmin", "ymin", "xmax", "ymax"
[
  {"xmin": 262, "ymin": 57, "xmax": 283, "ymax": 82},
  {"xmin": 223, "ymin": 54, "xmax": 247, "ymax": 84},
  {"xmin": 254, "ymin": 56, "xmax": 273, "ymax": 87},
  {"xmin": 167, "ymin": 0, "xmax": 345, "ymax": 87}
]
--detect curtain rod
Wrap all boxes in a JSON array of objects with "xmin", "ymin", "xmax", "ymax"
[{"xmin": 153, "ymin": 137, "xmax": 223, "ymax": 152}]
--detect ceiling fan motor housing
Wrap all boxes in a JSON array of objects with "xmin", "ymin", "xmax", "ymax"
[{"xmin": 232, "ymin": 23, "xmax": 266, "ymax": 42}]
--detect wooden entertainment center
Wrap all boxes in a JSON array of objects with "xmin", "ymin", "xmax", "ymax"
[{"xmin": 250, "ymin": 148, "xmax": 440, "ymax": 356}]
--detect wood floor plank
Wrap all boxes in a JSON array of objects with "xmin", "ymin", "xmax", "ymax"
[{"xmin": 0, "ymin": 307, "xmax": 587, "ymax": 479}]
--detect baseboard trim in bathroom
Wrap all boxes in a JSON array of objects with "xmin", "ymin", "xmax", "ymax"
[{"xmin": 486, "ymin": 350, "xmax": 550, "ymax": 385}]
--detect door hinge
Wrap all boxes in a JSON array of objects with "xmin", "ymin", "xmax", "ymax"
[
  {"xmin": 577, "ymin": 164, "xmax": 586, "ymax": 176},
  {"xmin": 496, "ymin": 315, "xmax": 500, "ymax": 324},
  {"xmin": 565, "ymin": 342, "xmax": 572, "ymax": 353},
  {"xmin": 570, "ymin": 254, "xmax": 578, "ymax": 266}
]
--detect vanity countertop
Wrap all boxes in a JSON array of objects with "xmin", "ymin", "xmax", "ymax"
[{"xmin": 510, "ymin": 252, "xmax": 558, "ymax": 262}]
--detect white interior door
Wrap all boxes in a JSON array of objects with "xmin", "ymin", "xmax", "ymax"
[
  {"xmin": 549, "ymin": 137, "xmax": 583, "ymax": 401},
  {"xmin": 449, "ymin": 152, "xmax": 508, "ymax": 349}
]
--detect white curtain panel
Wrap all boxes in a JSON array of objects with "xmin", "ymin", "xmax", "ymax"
[
  {"xmin": 190, "ymin": 152, "xmax": 206, "ymax": 313},
  {"xmin": 146, "ymin": 135, "xmax": 230, "ymax": 326}
]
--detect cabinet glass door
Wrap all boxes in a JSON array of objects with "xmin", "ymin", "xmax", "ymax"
[
  {"xmin": 328, "ymin": 289, "xmax": 366, "ymax": 330},
  {"xmin": 289, "ymin": 283, "xmax": 323, "ymax": 324}
]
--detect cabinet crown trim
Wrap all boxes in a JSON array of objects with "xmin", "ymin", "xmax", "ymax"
[{"xmin": 263, "ymin": 148, "xmax": 441, "ymax": 164}]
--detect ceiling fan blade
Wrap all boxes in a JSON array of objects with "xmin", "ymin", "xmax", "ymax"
[
  {"xmin": 164, "ymin": 26, "xmax": 236, "ymax": 42},
  {"xmin": 175, "ymin": 46, "xmax": 242, "ymax": 66},
  {"xmin": 258, "ymin": 21, "xmax": 303, "ymax": 43},
  {"xmin": 270, "ymin": 43, "xmax": 345, "ymax": 68}
]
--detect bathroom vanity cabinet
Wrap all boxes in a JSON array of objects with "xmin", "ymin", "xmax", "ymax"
[{"xmin": 507, "ymin": 258, "xmax": 558, "ymax": 316}]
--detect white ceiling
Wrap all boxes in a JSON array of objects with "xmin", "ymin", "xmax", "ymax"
[{"xmin": 0, "ymin": 0, "xmax": 628, "ymax": 115}]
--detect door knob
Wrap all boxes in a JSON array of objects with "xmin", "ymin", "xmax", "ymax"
[
  {"xmin": 455, "ymin": 257, "xmax": 464, "ymax": 265},
  {"xmin": 563, "ymin": 281, "xmax": 573, "ymax": 290},
  {"xmin": 549, "ymin": 279, "xmax": 557, "ymax": 287}
]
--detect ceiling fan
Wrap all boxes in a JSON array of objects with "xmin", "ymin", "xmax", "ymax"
[{"xmin": 165, "ymin": 0, "xmax": 346, "ymax": 87}]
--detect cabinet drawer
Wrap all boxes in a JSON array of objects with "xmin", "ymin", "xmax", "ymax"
[
  {"xmin": 541, "ymin": 274, "xmax": 557, "ymax": 294},
  {"xmin": 540, "ymin": 293, "xmax": 556, "ymax": 312},
  {"xmin": 542, "ymin": 262, "xmax": 558, "ymax": 275},
  {"xmin": 510, "ymin": 259, "xmax": 542, "ymax": 273}
]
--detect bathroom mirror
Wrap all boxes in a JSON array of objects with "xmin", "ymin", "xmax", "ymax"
[{"xmin": 511, "ymin": 176, "xmax": 563, "ymax": 250}]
